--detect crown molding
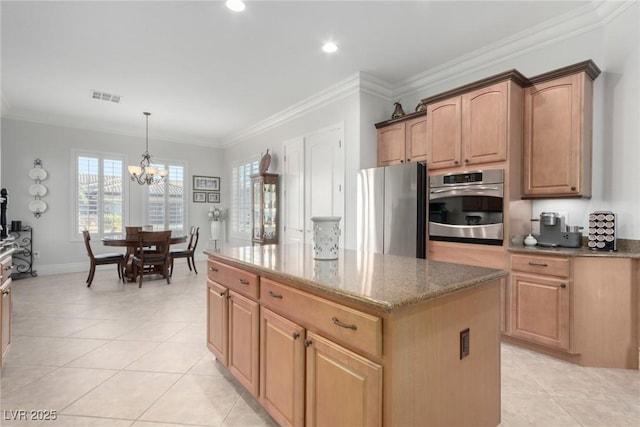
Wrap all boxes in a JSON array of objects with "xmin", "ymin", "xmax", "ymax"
[
  {"xmin": 221, "ymin": 72, "xmax": 393, "ymax": 147},
  {"xmin": 392, "ymin": 1, "xmax": 630, "ymax": 100}
]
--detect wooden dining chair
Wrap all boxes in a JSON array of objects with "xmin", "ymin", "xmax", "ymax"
[
  {"xmin": 170, "ymin": 226, "xmax": 200, "ymax": 276},
  {"xmin": 82, "ymin": 230, "xmax": 125, "ymax": 287},
  {"xmin": 132, "ymin": 230, "xmax": 172, "ymax": 288}
]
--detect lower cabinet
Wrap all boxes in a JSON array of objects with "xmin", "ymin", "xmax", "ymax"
[
  {"xmin": 305, "ymin": 331, "xmax": 382, "ymax": 427},
  {"xmin": 509, "ymin": 272, "xmax": 570, "ymax": 350},
  {"xmin": 1, "ymin": 255, "xmax": 12, "ymax": 367}
]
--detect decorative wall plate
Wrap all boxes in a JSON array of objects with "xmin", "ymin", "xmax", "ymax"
[
  {"xmin": 28, "ymin": 200, "xmax": 48, "ymax": 214},
  {"xmin": 28, "ymin": 167, "xmax": 48, "ymax": 180},
  {"xmin": 29, "ymin": 183, "xmax": 48, "ymax": 197}
]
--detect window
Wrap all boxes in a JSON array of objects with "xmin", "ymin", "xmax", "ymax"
[
  {"xmin": 75, "ymin": 152, "xmax": 125, "ymax": 237},
  {"xmin": 231, "ymin": 158, "xmax": 259, "ymax": 235},
  {"xmin": 145, "ymin": 161, "xmax": 186, "ymax": 233}
]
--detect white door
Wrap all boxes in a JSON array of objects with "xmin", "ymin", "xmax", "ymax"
[
  {"xmin": 283, "ymin": 137, "xmax": 305, "ymax": 244},
  {"xmin": 282, "ymin": 125, "xmax": 344, "ymax": 247},
  {"xmin": 304, "ymin": 126, "xmax": 344, "ymax": 247}
]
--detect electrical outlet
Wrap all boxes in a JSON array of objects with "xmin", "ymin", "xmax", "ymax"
[
  {"xmin": 460, "ymin": 328, "xmax": 470, "ymax": 359},
  {"xmin": 33, "ymin": 251, "xmax": 40, "ymax": 259}
]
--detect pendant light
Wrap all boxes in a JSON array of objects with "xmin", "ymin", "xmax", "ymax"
[{"xmin": 128, "ymin": 112, "xmax": 168, "ymax": 185}]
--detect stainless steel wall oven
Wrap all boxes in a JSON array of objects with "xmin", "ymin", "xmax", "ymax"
[{"xmin": 428, "ymin": 169, "xmax": 504, "ymax": 245}]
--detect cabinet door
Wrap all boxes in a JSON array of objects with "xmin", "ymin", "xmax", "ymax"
[
  {"xmin": 228, "ymin": 290, "xmax": 260, "ymax": 397},
  {"xmin": 523, "ymin": 73, "xmax": 590, "ymax": 197},
  {"xmin": 426, "ymin": 97, "xmax": 461, "ymax": 170},
  {"xmin": 405, "ymin": 115, "xmax": 427, "ymax": 163},
  {"xmin": 462, "ymin": 81, "xmax": 508, "ymax": 166},
  {"xmin": 376, "ymin": 123, "xmax": 405, "ymax": 166},
  {"xmin": 305, "ymin": 331, "xmax": 382, "ymax": 427},
  {"xmin": 509, "ymin": 273, "xmax": 570, "ymax": 350},
  {"xmin": 207, "ymin": 280, "xmax": 228, "ymax": 365},
  {"xmin": 260, "ymin": 308, "xmax": 305, "ymax": 427}
]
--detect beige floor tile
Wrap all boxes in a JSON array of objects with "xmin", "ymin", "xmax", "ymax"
[
  {"xmin": 4, "ymin": 336, "xmax": 108, "ymax": 367},
  {"xmin": 140, "ymin": 374, "xmax": 241, "ymax": 426},
  {"xmin": 188, "ymin": 352, "xmax": 228, "ymax": 376},
  {"xmin": 11, "ymin": 316, "xmax": 102, "ymax": 338},
  {"xmin": 43, "ymin": 415, "xmax": 133, "ymax": 426},
  {"xmin": 166, "ymin": 322, "xmax": 206, "ymax": 343},
  {"xmin": 116, "ymin": 322, "xmax": 190, "ymax": 342},
  {"xmin": 0, "ymin": 367, "xmax": 117, "ymax": 413},
  {"xmin": 65, "ymin": 340, "xmax": 160, "ymax": 370},
  {"xmin": 132, "ymin": 421, "xmax": 203, "ymax": 427},
  {"xmin": 222, "ymin": 391, "xmax": 279, "ymax": 427},
  {"xmin": 0, "ymin": 365, "xmax": 57, "ymax": 397},
  {"xmin": 500, "ymin": 393, "xmax": 581, "ymax": 427},
  {"xmin": 124, "ymin": 341, "xmax": 208, "ymax": 373},
  {"xmin": 62, "ymin": 371, "xmax": 181, "ymax": 420},
  {"xmin": 555, "ymin": 397, "xmax": 640, "ymax": 427},
  {"xmin": 69, "ymin": 319, "xmax": 148, "ymax": 339}
]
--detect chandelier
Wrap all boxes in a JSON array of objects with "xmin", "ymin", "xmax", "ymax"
[{"xmin": 128, "ymin": 112, "xmax": 168, "ymax": 185}]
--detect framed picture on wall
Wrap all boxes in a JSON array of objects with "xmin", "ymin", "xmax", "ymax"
[
  {"xmin": 193, "ymin": 191, "xmax": 206, "ymax": 203},
  {"xmin": 193, "ymin": 175, "xmax": 220, "ymax": 191},
  {"xmin": 208, "ymin": 192, "xmax": 220, "ymax": 203}
]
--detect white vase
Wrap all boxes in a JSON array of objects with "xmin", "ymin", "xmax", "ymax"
[
  {"xmin": 210, "ymin": 221, "xmax": 222, "ymax": 241},
  {"xmin": 311, "ymin": 216, "xmax": 341, "ymax": 260}
]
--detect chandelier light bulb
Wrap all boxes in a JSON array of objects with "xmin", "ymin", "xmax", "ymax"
[{"xmin": 322, "ymin": 42, "xmax": 338, "ymax": 53}]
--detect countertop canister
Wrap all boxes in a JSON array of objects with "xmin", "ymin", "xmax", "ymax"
[{"xmin": 311, "ymin": 216, "xmax": 341, "ymax": 260}]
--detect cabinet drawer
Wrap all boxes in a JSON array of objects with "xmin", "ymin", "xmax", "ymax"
[
  {"xmin": 260, "ymin": 278, "xmax": 382, "ymax": 358},
  {"xmin": 511, "ymin": 254, "xmax": 570, "ymax": 278},
  {"xmin": 1, "ymin": 257, "xmax": 12, "ymax": 287},
  {"xmin": 207, "ymin": 259, "xmax": 259, "ymax": 300}
]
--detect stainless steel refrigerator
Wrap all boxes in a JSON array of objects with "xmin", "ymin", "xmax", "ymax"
[{"xmin": 356, "ymin": 162, "xmax": 426, "ymax": 258}]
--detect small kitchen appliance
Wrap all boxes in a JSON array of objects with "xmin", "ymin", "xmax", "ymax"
[
  {"xmin": 536, "ymin": 212, "xmax": 582, "ymax": 248},
  {"xmin": 587, "ymin": 211, "xmax": 617, "ymax": 251}
]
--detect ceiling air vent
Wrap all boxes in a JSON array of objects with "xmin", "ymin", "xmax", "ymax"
[{"xmin": 90, "ymin": 90, "xmax": 122, "ymax": 104}]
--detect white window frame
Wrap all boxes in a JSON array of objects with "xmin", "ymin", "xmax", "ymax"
[
  {"xmin": 71, "ymin": 149, "xmax": 128, "ymax": 240},
  {"xmin": 231, "ymin": 156, "xmax": 259, "ymax": 239},
  {"xmin": 143, "ymin": 158, "xmax": 187, "ymax": 234}
]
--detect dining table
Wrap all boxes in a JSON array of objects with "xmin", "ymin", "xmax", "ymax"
[{"xmin": 102, "ymin": 233, "xmax": 187, "ymax": 281}]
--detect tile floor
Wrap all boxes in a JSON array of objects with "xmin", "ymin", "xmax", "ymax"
[{"xmin": 0, "ymin": 260, "xmax": 638, "ymax": 426}]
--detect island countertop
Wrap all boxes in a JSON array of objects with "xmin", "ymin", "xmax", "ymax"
[{"xmin": 204, "ymin": 244, "xmax": 507, "ymax": 312}]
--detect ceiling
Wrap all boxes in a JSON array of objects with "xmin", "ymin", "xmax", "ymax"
[{"xmin": 1, "ymin": 0, "xmax": 599, "ymax": 147}]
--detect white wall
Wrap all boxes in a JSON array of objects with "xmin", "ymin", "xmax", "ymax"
[{"xmin": 0, "ymin": 118, "xmax": 224, "ymax": 275}]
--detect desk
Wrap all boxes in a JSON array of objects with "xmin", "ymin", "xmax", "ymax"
[{"xmin": 102, "ymin": 235, "xmax": 187, "ymax": 281}]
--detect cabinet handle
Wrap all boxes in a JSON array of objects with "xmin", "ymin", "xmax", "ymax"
[
  {"xmin": 332, "ymin": 317, "xmax": 357, "ymax": 331},
  {"xmin": 407, "ymin": 158, "xmax": 411, "ymax": 162},
  {"xmin": 2, "ymin": 290, "xmax": 9, "ymax": 296},
  {"xmin": 560, "ymin": 283, "xmax": 567, "ymax": 288},
  {"xmin": 528, "ymin": 262, "xmax": 548, "ymax": 267},
  {"xmin": 571, "ymin": 186, "xmax": 577, "ymax": 191},
  {"xmin": 454, "ymin": 160, "xmax": 459, "ymax": 165},
  {"xmin": 292, "ymin": 332, "xmax": 300, "ymax": 340},
  {"xmin": 3, "ymin": 265, "xmax": 13, "ymax": 271},
  {"xmin": 400, "ymin": 160, "xmax": 404, "ymax": 163},
  {"xmin": 209, "ymin": 266, "xmax": 218, "ymax": 272},
  {"xmin": 304, "ymin": 339, "xmax": 313, "ymax": 347},
  {"xmin": 238, "ymin": 279, "xmax": 250, "ymax": 285},
  {"xmin": 268, "ymin": 290, "xmax": 283, "ymax": 299},
  {"xmin": 464, "ymin": 159, "xmax": 469, "ymax": 163},
  {"xmin": 219, "ymin": 291, "xmax": 225, "ymax": 297}
]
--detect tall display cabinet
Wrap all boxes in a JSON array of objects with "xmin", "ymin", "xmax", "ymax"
[{"xmin": 251, "ymin": 173, "xmax": 279, "ymax": 245}]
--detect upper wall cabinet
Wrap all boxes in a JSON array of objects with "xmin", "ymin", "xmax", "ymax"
[
  {"xmin": 375, "ymin": 111, "xmax": 427, "ymax": 166},
  {"xmin": 426, "ymin": 80, "xmax": 522, "ymax": 171},
  {"xmin": 522, "ymin": 61, "xmax": 600, "ymax": 198}
]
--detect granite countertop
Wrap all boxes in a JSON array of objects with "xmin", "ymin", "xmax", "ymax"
[
  {"xmin": 204, "ymin": 244, "xmax": 507, "ymax": 313},
  {"xmin": 508, "ymin": 238, "xmax": 640, "ymax": 258}
]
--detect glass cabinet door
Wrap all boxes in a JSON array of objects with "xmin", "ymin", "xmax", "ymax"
[
  {"xmin": 251, "ymin": 174, "xmax": 279, "ymax": 245},
  {"xmin": 253, "ymin": 180, "xmax": 263, "ymax": 240}
]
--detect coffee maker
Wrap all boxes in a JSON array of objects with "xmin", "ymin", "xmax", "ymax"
[{"xmin": 536, "ymin": 212, "xmax": 582, "ymax": 248}]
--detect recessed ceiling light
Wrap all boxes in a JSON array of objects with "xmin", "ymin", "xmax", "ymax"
[
  {"xmin": 226, "ymin": 0, "xmax": 246, "ymax": 12},
  {"xmin": 322, "ymin": 42, "xmax": 338, "ymax": 53}
]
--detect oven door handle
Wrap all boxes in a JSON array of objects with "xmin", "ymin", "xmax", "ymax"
[{"xmin": 430, "ymin": 186, "xmax": 501, "ymax": 194}]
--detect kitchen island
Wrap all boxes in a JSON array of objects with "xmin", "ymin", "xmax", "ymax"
[{"xmin": 205, "ymin": 244, "xmax": 507, "ymax": 427}]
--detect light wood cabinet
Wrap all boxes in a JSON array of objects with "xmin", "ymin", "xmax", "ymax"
[
  {"xmin": 427, "ymin": 81, "xmax": 513, "ymax": 170},
  {"xmin": 509, "ymin": 272, "xmax": 571, "ymax": 351},
  {"xmin": 375, "ymin": 112, "xmax": 427, "ymax": 166},
  {"xmin": 305, "ymin": 331, "xmax": 382, "ymax": 427},
  {"xmin": 522, "ymin": 61, "xmax": 600, "ymax": 197},
  {"xmin": 259, "ymin": 308, "xmax": 305, "ymax": 427},
  {"xmin": 1, "ymin": 255, "xmax": 12, "ymax": 367},
  {"xmin": 206, "ymin": 260, "xmax": 260, "ymax": 397}
]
